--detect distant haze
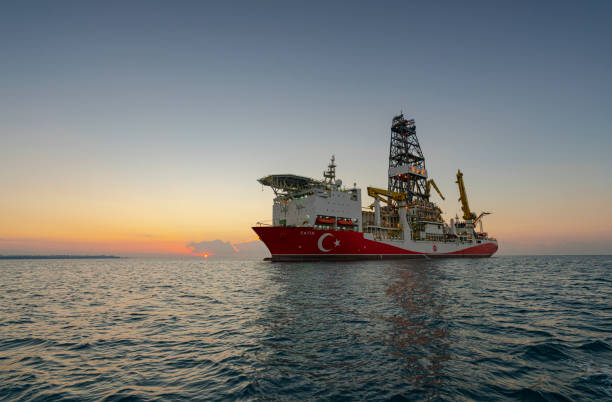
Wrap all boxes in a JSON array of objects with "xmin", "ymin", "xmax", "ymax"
[{"xmin": 1, "ymin": 2, "xmax": 611, "ymax": 256}]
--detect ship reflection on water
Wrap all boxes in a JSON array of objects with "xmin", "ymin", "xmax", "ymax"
[
  {"xmin": 384, "ymin": 262, "xmax": 451, "ymax": 392},
  {"xmin": 255, "ymin": 261, "xmax": 451, "ymax": 398}
]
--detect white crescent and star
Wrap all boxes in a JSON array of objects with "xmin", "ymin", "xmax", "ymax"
[{"xmin": 317, "ymin": 233, "xmax": 340, "ymax": 252}]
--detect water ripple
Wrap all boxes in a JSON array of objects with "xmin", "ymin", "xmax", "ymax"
[{"xmin": 0, "ymin": 256, "xmax": 610, "ymax": 400}]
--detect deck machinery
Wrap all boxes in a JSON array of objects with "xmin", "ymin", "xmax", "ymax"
[{"xmin": 253, "ymin": 114, "xmax": 498, "ymax": 260}]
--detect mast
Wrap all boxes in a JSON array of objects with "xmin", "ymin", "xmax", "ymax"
[{"xmin": 323, "ymin": 155, "xmax": 336, "ymax": 184}]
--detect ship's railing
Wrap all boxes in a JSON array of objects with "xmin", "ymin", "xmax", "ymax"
[{"xmin": 363, "ymin": 225, "xmax": 403, "ymax": 241}]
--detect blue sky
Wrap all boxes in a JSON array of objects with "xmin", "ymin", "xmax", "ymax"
[{"xmin": 1, "ymin": 1, "xmax": 611, "ymax": 254}]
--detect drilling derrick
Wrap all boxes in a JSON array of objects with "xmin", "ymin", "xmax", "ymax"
[{"xmin": 388, "ymin": 114, "xmax": 428, "ymax": 203}]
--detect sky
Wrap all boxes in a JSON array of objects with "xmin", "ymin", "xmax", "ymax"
[{"xmin": 1, "ymin": 1, "xmax": 611, "ymax": 256}]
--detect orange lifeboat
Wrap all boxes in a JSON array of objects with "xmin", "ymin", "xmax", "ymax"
[{"xmin": 316, "ymin": 217, "xmax": 335, "ymax": 224}]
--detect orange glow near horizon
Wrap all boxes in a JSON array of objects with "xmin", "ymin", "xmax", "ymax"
[
  {"xmin": 0, "ymin": 237, "xmax": 193, "ymax": 256},
  {"xmin": 1, "ymin": 215, "xmax": 611, "ymax": 256},
  {"xmin": 0, "ymin": 161, "xmax": 610, "ymax": 256},
  {"xmin": 0, "ymin": 189, "xmax": 265, "ymax": 255}
]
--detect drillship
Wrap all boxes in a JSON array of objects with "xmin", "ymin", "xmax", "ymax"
[{"xmin": 253, "ymin": 114, "xmax": 498, "ymax": 261}]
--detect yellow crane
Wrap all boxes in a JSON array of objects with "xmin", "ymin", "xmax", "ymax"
[
  {"xmin": 367, "ymin": 186, "xmax": 406, "ymax": 206},
  {"xmin": 425, "ymin": 179, "xmax": 445, "ymax": 200},
  {"xmin": 369, "ymin": 181, "xmax": 444, "ymax": 205},
  {"xmin": 456, "ymin": 170, "xmax": 477, "ymax": 221}
]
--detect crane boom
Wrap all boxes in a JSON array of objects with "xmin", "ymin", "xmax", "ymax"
[
  {"xmin": 425, "ymin": 179, "xmax": 445, "ymax": 200},
  {"xmin": 367, "ymin": 186, "xmax": 406, "ymax": 206},
  {"xmin": 473, "ymin": 212, "xmax": 491, "ymax": 225},
  {"xmin": 456, "ymin": 170, "xmax": 477, "ymax": 221}
]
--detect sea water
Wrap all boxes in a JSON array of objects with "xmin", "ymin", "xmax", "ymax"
[{"xmin": 0, "ymin": 256, "xmax": 610, "ymax": 400}]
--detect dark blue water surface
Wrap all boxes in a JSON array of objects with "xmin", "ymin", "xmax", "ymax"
[{"xmin": 0, "ymin": 256, "xmax": 610, "ymax": 401}]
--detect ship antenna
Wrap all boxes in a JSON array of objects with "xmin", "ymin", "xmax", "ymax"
[{"xmin": 323, "ymin": 155, "xmax": 336, "ymax": 184}]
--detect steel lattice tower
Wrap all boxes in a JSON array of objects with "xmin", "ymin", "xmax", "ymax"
[{"xmin": 387, "ymin": 114, "xmax": 428, "ymax": 202}]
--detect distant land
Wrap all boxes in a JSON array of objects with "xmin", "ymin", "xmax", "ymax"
[{"xmin": 0, "ymin": 255, "xmax": 121, "ymax": 260}]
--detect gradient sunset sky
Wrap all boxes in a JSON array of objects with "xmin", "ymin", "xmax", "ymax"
[{"xmin": 1, "ymin": 1, "xmax": 611, "ymax": 256}]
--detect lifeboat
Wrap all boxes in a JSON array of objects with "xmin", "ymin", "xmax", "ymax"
[
  {"xmin": 337, "ymin": 219, "xmax": 354, "ymax": 226},
  {"xmin": 315, "ymin": 217, "xmax": 335, "ymax": 224}
]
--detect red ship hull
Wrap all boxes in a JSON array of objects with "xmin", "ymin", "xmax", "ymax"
[{"xmin": 253, "ymin": 226, "xmax": 498, "ymax": 261}]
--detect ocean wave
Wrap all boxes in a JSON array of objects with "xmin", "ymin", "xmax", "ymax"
[{"xmin": 0, "ymin": 256, "xmax": 610, "ymax": 400}]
